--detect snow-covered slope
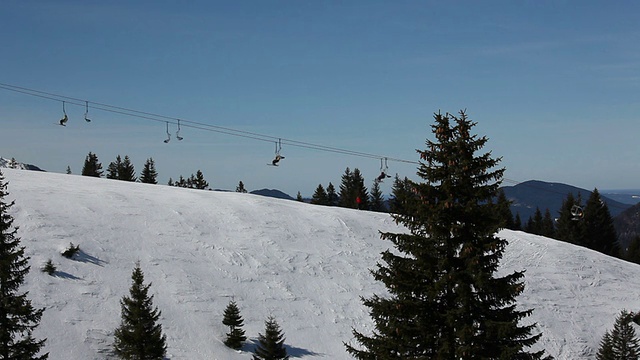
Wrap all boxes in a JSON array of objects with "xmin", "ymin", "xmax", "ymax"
[{"xmin": 3, "ymin": 168, "xmax": 640, "ymax": 359}]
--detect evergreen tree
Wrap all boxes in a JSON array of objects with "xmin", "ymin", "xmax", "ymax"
[
  {"xmin": 541, "ymin": 208, "xmax": 555, "ymax": 238},
  {"xmin": 81, "ymin": 152, "xmax": 103, "ymax": 177},
  {"xmin": 65, "ymin": 166, "xmax": 72, "ymax": 175},
  {"xmin": 525, "ymin": 208, "xmax": 544, "ymax": 235},
  {"xmin": 8, "ymin": 158, "xmax": 17, "ymax": 169},
  {"xmin": 338, "ymin": 167, "xmax": 354, "ymax": 208},
  {"xmin": 192, "ymin": 170, "xmax": 209, "ymax": 190},
  {"xmin": 139, "ymin": 158, "xmax": 158, "ymax": 185},
  {"xmin": 496, "ymin": 189, "xmax": 515, "ymax": 230},
  {"xmin": 167, "ymin": 178, "xmax": 174, "ymax": 187},
  {"xmin": 584, "ymin": 189, "xmax": 620, "ymax": 257},
  {"xmin": 388, "ymin": 174, "xmax": 414, "ymax": 215},
  {"xmin": 0, "ymin": 170, "xmax": 48, "ymax": 360},
  {"xmin": 296, "ymin": 192, "xmax": 303, "ymax": 202},
  {"xmin": 514, "ymin": 212, "xmax": 522, "ymax": 231},
  {"xmin": 596, "ymin": 310, "xmax": 640, "ymax": 360},
  {"xmin": 119, "ymin": 156, "xmax": 137, "ymax": 182},
  {"xmin": 326, "ymin": 182, "xmax": 338, "ymax": 206},
  {"xmin": 107, "ymin": 155, "xmax": 123, "ymax": 180},
  {"xmin": 346, "ymin": 111, "xmax": 547, "ymax": 359},
  {"xmin": 222, "ymin": 300, "xmax": 247, "ymax": 350},
  {"xmin": 555, "ymin": 192, "xmax": 586, "ymax": 245},
  {"xmin": 236, "ymin": 181, "xmax": 248, "ymax": 193},
  {"xmin": 311, "ymin": 184, "xmax": 329, "ymax": 205},
  {"xmin": 114, "ymin": 263, "xmax": 167, "ymax": 360},
  {"xmin": 253, "ymin": 316, "xmax": 289, "ymax": 360},
  {"xmin": 369, "ymin": 180, "xmax": 386, "ymax": 212},
  {"xmin": 625, "ymin": 236, "xmax": 640, "ymax": 265}
]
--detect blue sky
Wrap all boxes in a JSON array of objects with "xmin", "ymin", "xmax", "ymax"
[{"xmin": 1, "ymin": 1, "xmax": 639, "ymax": 197}]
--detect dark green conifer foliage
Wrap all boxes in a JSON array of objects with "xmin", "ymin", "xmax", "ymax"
[
  {"xmin": 0, "ymin": 170, "xmax": 48, "ymax": 360},
  {"xmin": 236, "ymin": 181, "xmax": 248, "ymax": 193},
  {"xmin": 81, "ymin": 152, "xmax": 103, "ymax": 177},
  {"xmin": 296, "ymin": 192, "xmax": 303, "ymax": 202},
  {"xmin": 369, "ymin": 180, "xmax": 386, "ymax": 212},
  {"xmin": 311, "ymin": 184, "xmax": 329, "ymax": 205},
  {"xmin": 139, "ymin": 158, "xmax": 158, "ymax": 185},
  {"xmin": 584, "ymin": 189, "xmax": 620, "ymax": 257},
  {"xmin": 222, "ymin": 300, "xmax": 247, "ymax": 350},
  {"xmin": 253, "ymin": 316, "xmax": 289, "ymax": 360},
  {"xmin": 65, "ymin": 166, "xmax": 72, "ymax": 175},
  {"xmin": 107, "ymin": 155, "xmax": 122, "ymax": 180},
  {"xmin": 346, "ymin": 111, "xmax": 548, "ymax": 359},
  {"xmin": 626, "ymin": 236, "xmax": 640, "ymax": 264},
  {"xmin": 119, "ymin": 156, "xmax": 137, "ymax": 182},
  {"xmin": 192, "ymin": 170, "xmax": 209, "ymax": 190},
  {"xmin": 541, "ymin": 209, "xmax": 555, "ymax": 238},
  {"xmin": 388, "ymin": 174, "xmax": 414, "ymax": 215},
  {"xmin": 596, "ymin": 310, "xmax": 640, "ymax": 360},
  {"xmin": 555, "ymin": 193, "xmax": 586, "ymax": 245},
  {"xmin": 496, "ymin": 189, "xmax": 515, "ymax": 230},
  {"xmin": 326, "ymin": 182, "xmax": 338, "ymax": 206},
  {"xmin": 338, "ymin": 167, "xmax": 354, "ymax": 208},
  {"xmin": 525, "ymin": 207, "xmax": 544, "ymax": 235},
  {"xmin": 114, "ymin": 263, "xmax": 167, "ymax": 360},
  {"xmin": 514, "ymin": 212, "xmax": 522, "ymax": 231}
]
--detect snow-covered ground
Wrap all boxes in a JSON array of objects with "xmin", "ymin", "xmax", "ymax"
[{"xmin": 3, "ymin": 168, "xmax": 640, "ymax": 359}]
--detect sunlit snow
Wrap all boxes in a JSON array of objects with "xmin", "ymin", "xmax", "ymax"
[{"xmin": 4, "ymin": 168, "xmax": 640, "ymax": 359}]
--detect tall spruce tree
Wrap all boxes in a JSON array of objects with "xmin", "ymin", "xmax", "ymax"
[
  {"xmin": 192, "ymin": 170, "xmax": 209, "ymax": 190},
  {"xmin": 346, "ymin": 111, "xmax": 547, "ymax": 359},
  {"xmin": 596, "ymin": 310, "xmax": 640, "ymax": 360},
  {"xmin": 253, "ymin": 316, "xmax": 289, "ymax": 360},
  {"xmin": 0, "ymin": 170, "xmax": 48, "ymax": 360},
  {"xmin": 139, "ymin": 158, "xmax": 158, "ymax": 184},
  {"xmin": 338, "ymin": 168, "xmax": 354, "ymax": 208},
  {"xmin": 584, "ymin": 189, "xmax": 620, "ymax": 257},
  {"xmin": 541, "ymin": 209, "xmax": 555, "ymax": 238},
  {"xmin": 388, "ymin": 174, "xmax": 414, "ymax": 215},
  {"xmin": 114, "ymin": 263, "xmax": 167, "ymax": 360},
  {"xmin": 81, "ymin": 152, "xmax": 103, "ymax": 177},
  {"xmin": 222, "ymin": 300, "xmax": 247, "ymax": 350},
  {"xmin": 496, "ymin": 189, "xmax": 515, "ymax": 230}
]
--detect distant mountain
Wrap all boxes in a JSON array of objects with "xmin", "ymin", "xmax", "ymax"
[
  {"xmin": 250, "ymin": 188, "xmax": 295, "ymax": 200},
  {"xmin": 501, "ymin": 180, "xmax": 631, "ymax": 222},
  {"xmin": 0, "ymin": 157, "xmax": 45, "ymax": 171}
]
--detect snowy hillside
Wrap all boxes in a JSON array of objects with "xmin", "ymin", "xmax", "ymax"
[{"xmin": 3, "ymin": 168, "xmax": 640, "ymax": 359}]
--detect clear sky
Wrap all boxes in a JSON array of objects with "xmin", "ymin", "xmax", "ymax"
[{"xmin": 1, "ymin": 1, "xmax": 639, "ymax": 197}]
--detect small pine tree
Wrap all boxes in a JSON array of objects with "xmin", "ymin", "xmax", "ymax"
[
  {"xmin": 0, "ymin": 170, "xmax": 48, "ymax": 359},
  {"xmin": 107, "ymin": 155, "xmax": 122, "ymax": 180},
  {"xmin": 139, "ymin": 158, "xmax": 158, "ymax": 184},
  {"xmin": 8, "ymin": 158, "xmax": 17, "ymax": 169},
  {"xmin": 61, "ymin": 242, "xmax": 80, "ymax": 259},
  {"xmin": 81, "ymin": 152, "xmax": 103, "ymax": 177},
  {"xmin": 541, "ymin": 208, "xmax": 555, "ymax": 238},
  {"xmin": 496, "ymin": 188, "xmax": 515, "ymax": 230},
  {"xmin": 119, "ymin": 156, "xmax": 137, "ymax": 182},
  {"xmin": 310, "ymin": 184, "xmax": 328, "ymax": 205},
  {"xmin": 192, "ymin": 170, "xmax": 209, "ymax": 190},
  {"xmin": 296, "ymin": 192, "xmax": 303, "ymax": 202},
  {"xmin": 236, "ymin": 181, "xmax": 248, "ymax": 193},
  {"xmin": 597, "ymin": 310, "xmax": 640, "ymax": 360},
  {"xmin": 253, "ymin": 316, "xmax": 289, "ymax": 360},
  {"xmin": 65, "ymin": 166, "xmax": 72, "ymax": 175},
  {"xmin": 388, "ymin": 174, "xmax": 414, "ymax": 215},
  {"xmin": 222, "ymin": 300, "xmax": 247, "ymax": 350},
  {"xmin": 114, "ymin": 263, "xmax": 167, "ymax": 360},
  {"xmin": 41, "ymin": 259, "xmax": 56, "ymax": 276}
]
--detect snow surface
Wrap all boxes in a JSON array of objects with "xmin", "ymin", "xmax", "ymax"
[{"xmin": 3, "ymin": 168, "xmax": 640, "ymax": 359}]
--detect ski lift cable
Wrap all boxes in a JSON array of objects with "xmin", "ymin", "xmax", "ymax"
[{"xmin": 0, "ymin": 82, "xmax": 418, "ymax": 164}]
